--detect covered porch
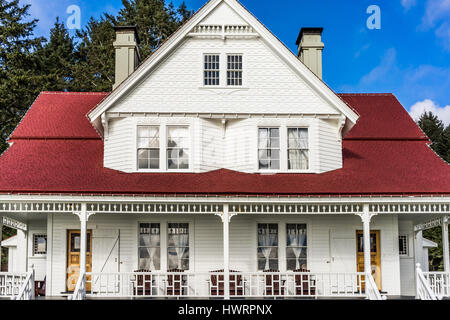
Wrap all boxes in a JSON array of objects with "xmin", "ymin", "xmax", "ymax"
[{"xmin": 1, "ymin": 196, "xmax": 449, "ymax": 300}]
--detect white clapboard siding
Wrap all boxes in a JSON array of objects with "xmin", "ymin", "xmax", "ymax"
[
  {"xmin": 104, "ymin": 118, "xmax": 134, "ymax": 172},
  {"xmin": 45, "ymin": 213, "xmax": 403, "ymax": 296},
  {"xmin": 109, "ymin": 37, "xmax": 338, "ymax": 115},
  {"xmin": 199, "ymin": 119, "xmax": 224, "ymax": 172},
  {"xmin": 225, "ymin": 119, "xmax": 255, "ymax": 172},
  {"xmin": 317, "ymin": 119, "xmax": 342, "ymax": 173},
  {"xmin": 398, "ymin": 220, "xmax": 416, "ymax": 296},
  {"xmin": 199, "ymin": 0, "xmax": 247, "ymax": 25}
]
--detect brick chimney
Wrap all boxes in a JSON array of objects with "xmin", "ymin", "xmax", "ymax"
[
  {"xmin": 296, "ymin": 27, "xmax": 324, "ymax": 79},
  {"xmin": 113, "ymin": 26, "xmax": 140, "ymax": 90}
]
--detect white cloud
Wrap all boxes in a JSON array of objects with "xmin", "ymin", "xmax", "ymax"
[
  {"xmin": 360, "ymin": 48, "xmax": 397, "ymax": 85},
  {"xmin": 421, "ymin": 0, "xmax": 450, "ymax": 28},
  {"xmin": 436, "ymin": 22, "xmax": 450, "ymax": 51},
  {"xmin": 409, "ymin": 99, "xmax": 450, "ymax": 125},
  {"xmin": 401, "ymin": 0, "xmax": 417, "ymax": 10}
]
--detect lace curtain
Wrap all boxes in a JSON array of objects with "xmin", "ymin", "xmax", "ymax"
[{"xmin": 287, "ymin": 227, "xmax": 307, "ymax": 270}]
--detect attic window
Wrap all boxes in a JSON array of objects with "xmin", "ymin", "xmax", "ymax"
[
  {"xmin": 204, "ymin": 54, "xmax": 220, "ymax": 86},
  {"xmin": 227, "ymin": 55, "xmax": 242, "ymax": 86}
]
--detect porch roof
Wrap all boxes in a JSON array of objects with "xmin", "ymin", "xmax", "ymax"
[{"xmin": 0, "ymin": 92, "xmax": 448, "ymax": 197}]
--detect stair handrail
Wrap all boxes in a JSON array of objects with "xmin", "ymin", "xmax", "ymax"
[
  {"xmin": 365, "ymin": 272, "xmax": 383, "ymax": 300},
  {"xmin": 69, "ymin": 272, "xmax": 86, "ymax": 301},
  {"xmin": 416, "ymin": 263, "xmax": 437, "ymax": 300},
  {"xmin": 13, "ymin": 267, "xmax": 35, "ymax": 300}
]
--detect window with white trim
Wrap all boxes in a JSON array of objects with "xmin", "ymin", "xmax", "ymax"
[
  {"xmin": 167, "ymin": 127, "xmax": 189, "ymax": 170},
  {"xmin": 399, "ymin": 235, "xmax": 408, "ymax": 256},
  {"xmin": 258, "ymin": 128, "xmax": 280, "ymax": 170},
  {"xmin": 167, "ymin": 223, "xmax": 190, "ymax": 270},
  {"xmin": 287, "ymin": 128, "xmax": 309, "ymax": 170},
  {"xmin": 227, "ymin": 55, "xmax": 242, "ymax": 86},
  {"xmin": 137, "ymin": 126, "xmax": 160, "ymax": 170},
  {"xmin": 286, "ymin": 224, "xmax": 307, "ymax": 270},
  {"xmin": 257, "ymin": 224, "xmax": 278, "ymax": 271},
  {"xmin": 33, "ymin": 234, "xmax": 47, "ymax": 255},
  {"xmin": 204, "ymin": 54, "xmax": 220, "ymax": 86},
  {"xmin": 138, "ymin": 223, "xmax": 161, "ymax": 270}
]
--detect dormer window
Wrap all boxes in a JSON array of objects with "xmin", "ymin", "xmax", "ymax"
[
  {"xmin": 204, "ymin": 54, "xmax": 220, "ymax": 86},
  {"xmin": 227, "ymin": 55, "xmax": 242, "ymax": 86},
  {"xmin": 137, "ymin": 126, "xmax": 160, "ymax": 169}
]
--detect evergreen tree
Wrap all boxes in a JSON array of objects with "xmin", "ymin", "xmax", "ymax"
[
  {"xmin": 71, "ymin": 16, "xmax": 116, "ymax": 92},
  {"xmin": 418, "ymin": 111, "xmax": 445, "ymax": 157},
  {"xmin": 441, "ymin": 125, "xmax": 450, "ymax": 163},
  {"xmin": 0, "ymin": 0, "xmax": 44, "ymax": 153},
  {"xmin": 116, "ymin": 0, "xmax": 193, "ymax": 59},
  {"xmin": 37, "ymin": 17, "xmax": 75, "ymax": 91}
]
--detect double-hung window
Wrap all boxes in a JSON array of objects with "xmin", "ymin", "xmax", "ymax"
[
  {"xmin": 167, "ymin": 127, "xmax": 189, "ymax": 169},
  {"xmin": 167, "ymin": 223, "xmax": 190, "ymax": 270},
  {"xmin": 258, "ymin": 128, "xmax": 280, "ymax": 170},
  {"xmin": 204, "ymin": 54, "xmax": 220, "ymax": 86},
  {"xmin": 286, "ymin": 224, "xmax": 307, "ymax": 270},
  {"xmin": 137, "ymin": 126, "xmax": 160, "ymax": 169},
  {"xmin": 227, "ymin": 55, "xmax": 243, "ymax": 86},
  {"xmin": 257, "ymin": 224, "xmax": 279, "ymax": 271},
  {"xmin": 288, "ymin": 128, "xmax": 309, "ymax": 170},
  {"xmin": 138, "ymin": 223, "xmax": 161, "ymax": 270}
]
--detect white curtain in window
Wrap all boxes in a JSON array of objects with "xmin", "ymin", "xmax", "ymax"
[
  {"xmin": 288, "ymin": 228, "xmax": 307, "ymax": 270},
  {"xmin": 174, "ymin": 233, "xmax": 189, "ymax": 269},
  {"xmin": 260, "ymin": 229, "xmax": 277, "ymax": 270},
  {"xmin": 148, "ymin": 234, "xmax": 159, "ymax": 270},
  {"xmin": 288, "ymin": 129, "xmax": 308, "ymax": 170}
]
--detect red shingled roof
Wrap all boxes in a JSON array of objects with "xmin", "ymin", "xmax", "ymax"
[{"xmin": 0, "ymin": 91, "xmax": 449, "ymax": 196}]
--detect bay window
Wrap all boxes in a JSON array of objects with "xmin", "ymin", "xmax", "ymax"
[
  {"xmin": 168, "ymin": 223, "xmax": 190, "ymax": 270},
  {"xmin": 286, "ymin": 224, "xmax": 307, "ymax": 271},
  {"xmin": 257, "ymin": 223, "xmax": 279, "ymax": 270},
  {"xmin": 138, "ymin": 223, "xmax": 161, "ymax": 270}
]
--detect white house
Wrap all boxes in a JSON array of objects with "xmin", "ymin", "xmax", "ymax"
[{"xmin": 0, "ymin": 0, "xmax": 449, "ymax": 300}]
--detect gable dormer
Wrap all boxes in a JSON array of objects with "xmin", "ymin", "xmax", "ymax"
[{"xmin": 88, "ymin": 0, "xmax": 358, "ymax": 174}]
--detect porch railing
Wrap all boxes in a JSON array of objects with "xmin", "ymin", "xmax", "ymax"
[
  {"xmin": 416, "ymin": 264, "xmax": 438, "ymax": 300},
  {"xmin": 365, "ymin": 273, "xmax": 383, "ymax": 300},
  {"xmin": 13, "ymin": 269, "xmax": 35, "ymax": 300},
  {"xmin": 82, "ymin": 271, "xmax": 368, "ymax": 299},
  {"xmin": 70, "ymin": 272, "xmax": 86, "ymax": 301},
  {"xmin": 0, "ymin": 272, "xmax": 28, "ymax": 299},
  {"xmin": 422, "ymin": 271, "xmax": 450, "ymax": 299}
]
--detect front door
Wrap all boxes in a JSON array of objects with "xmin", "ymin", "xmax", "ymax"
[
  {"xmin": 67, "ymin": 230, "xmax": 92, "ymax": 292},
  {"xmin": 356, "ymin": 230, "xmax": 381, "ymax": 291}
]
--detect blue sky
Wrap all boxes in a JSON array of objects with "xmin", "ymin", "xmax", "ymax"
[{"xmin": 21, "ymin": 0, "xmax": 450, "ymax": 124}]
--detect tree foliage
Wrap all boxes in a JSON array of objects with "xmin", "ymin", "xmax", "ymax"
[
  {"xmin": 0, "ymin": 0, "xmax": 192, "ymax": 153},
  {"xmin": 418, "ymin": 111, "xmax": 450, "ymax": 271}
]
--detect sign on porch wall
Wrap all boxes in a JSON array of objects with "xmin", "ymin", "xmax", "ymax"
[{"xmin": 2, "ymin": 216, "xmax": 27, "ymax": 231}]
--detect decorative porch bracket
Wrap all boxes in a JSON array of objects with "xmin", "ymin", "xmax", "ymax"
[
  {"xmin": 414, "ymin": 218, "xmax": 443, "ymax": 232},
  {"xmin": 355, "ymin": 205, "xmax": 378, "ymax": 276}
]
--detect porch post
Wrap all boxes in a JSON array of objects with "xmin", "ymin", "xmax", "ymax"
[
  {"xmin": 0, "ymin": 216, "xmax": 3, "ymax": 271},
  {"xmin": 79, "ymin": 203, "xmax": 88, "ymax": 277},
  {"xmin": 442, "ymin": 216, "xmax": 450, "ymax": 273},
  {"xmin": 358, "ymin": 204, "xmax": 375, "ymax": 276},
  {"xmin": 223, "ymin": 204, "xmax": 230, "ymax": 300}
]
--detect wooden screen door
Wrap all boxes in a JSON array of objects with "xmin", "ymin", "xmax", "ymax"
[
  {"xmin": 356, "ymin": 230, "xmax": 381, "ymax": 291},
  {"xmin": 67, "ymin": 230, "xmax": 92, "ymax": 292}
]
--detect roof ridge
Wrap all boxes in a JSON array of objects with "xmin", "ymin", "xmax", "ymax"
[
  {"xmin": 338, "ymin": 93, "xmax": 394, "ymax": 96},
  {"xmin": 41, "ymin": 91, "xmax": 110, "ymax": 95}
]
